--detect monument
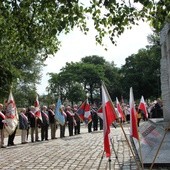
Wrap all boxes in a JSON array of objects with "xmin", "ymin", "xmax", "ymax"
[{"xmin": 132, "ymin": 23, "xmax": 170, "ymax": 168}]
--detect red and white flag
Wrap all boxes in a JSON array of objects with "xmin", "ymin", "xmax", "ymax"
[
  {"xmin": 116, "ymin": 97, "xmax": 125, "ymax": 122},
  {"xmin": 34, "ymin": 95, "xmax": 42, "ymax": 121},
  {"xmin": 84, "ymin": 99, "xmax": 92, "ymax": 124},
  {"xmin": 102, "ymin": 82, "xmax": 117, "ymax": 157},
  {"xmin": 77, "ymin": 99, "xmax": 92, "ymax": 124},
  {"xmin": 97, "ymin": 106, "xmax": 103, "ymax": 120},
  {"xmin": 4, "ymin": 91, "xmax": 18, "ymax": 135},
  {"xmin": 138, "ymin": 96, "xmax": 148, "ymax": 119},
  {"xmin": 129, "ymin": 87, "xmax": 139, "ymax": 140}
]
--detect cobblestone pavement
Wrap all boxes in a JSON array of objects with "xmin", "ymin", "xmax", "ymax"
[{"xmin": 0, "ymin": 123, "xmax": 169, "ymax": 170}]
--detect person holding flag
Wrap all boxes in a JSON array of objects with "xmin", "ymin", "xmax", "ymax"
[
  {"xmin": 4, "ymin": 91, "xmax": 18, "ymax": 147},
  {"xmin": 73, "ymin": 104, "xmax": 81, "ymax": 135},
  {"xmin": 34, "ymin": 95, "xmax": 42, "ymax": 142}
]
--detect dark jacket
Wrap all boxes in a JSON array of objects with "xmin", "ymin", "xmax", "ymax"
[
  {"xmin": 28, "ymin": 111, "xmax": 36, "ymax": 128},
  {"xmin": 48, "ymin": 109, "xmax": 55, "ymax": 124},
  {"xmin": 19, "ymin": 113, "xmax": 29, "ymax": 130},
  {"xmin": 41, "ymin": 111, "xmax": 49, "ymax": 126}
]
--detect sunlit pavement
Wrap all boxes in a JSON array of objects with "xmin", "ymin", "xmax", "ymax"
[{"xmin": 0, "ymin": 123, "xmax": 168, "ymax": 170}]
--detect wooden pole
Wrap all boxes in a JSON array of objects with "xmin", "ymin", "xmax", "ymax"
[
  {"xmin": 138, "ymin": 134, "xmax": 144, "ymax": 170},
  {"xmin": 149, "ymin": 127, "xmax": 169, "ymax": 170}
]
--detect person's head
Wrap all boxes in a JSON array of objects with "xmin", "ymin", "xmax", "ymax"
[
  {"xmin": 66, "ymin": 105, "xmax": 71, "ymax": 111},
  {"xmin": 49, "ymin": 104, "xmax": 55, "ymax": 110},
  {"xmin": 42, "ymin": 105, "xmax": 47, "ymax": 111},
  {"xmin": 21, "ymin": 108, "xmax": 26, "ymax": 113},
  {"xmin": 30, "ymin": 106, "xmax": 35, "ymax": 112}
]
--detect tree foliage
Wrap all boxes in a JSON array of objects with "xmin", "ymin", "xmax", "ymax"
[{"xmin": 120, "ymin": 44, "xmax": 161, "ymax": 100}]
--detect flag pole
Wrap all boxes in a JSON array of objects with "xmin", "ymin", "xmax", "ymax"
[
  {"xmin": 149, "ymin": 126, "xmax": 169, "ymax": 170},
  {"xmin": 137, "ymin": 133, "xmax": 144, "ymax": 170},
  {"xmin": 102, "ymin": 82, "xmax": 141, "ymax": 170}
]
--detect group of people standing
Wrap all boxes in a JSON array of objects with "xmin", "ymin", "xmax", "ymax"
[{"xmin": 0, "ymin": 102, "xmax": 104, "ymax": 148}]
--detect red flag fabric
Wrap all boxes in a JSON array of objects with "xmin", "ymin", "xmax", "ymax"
[
  {"xmin": 102, "ymin": 82, "xmax": 117, "ymax": 157},
  {"xmin": 116, "ymin": 97, "xmax": 125, "ymax": 122},
  {"xmin": 4, "ymin": 91, "xmax": 18, "ymax": 135},
  {"xmin": 77, "ymin": 99, "xmax": 92, "ymax": 124},
  {"xmin": 34, "ymin": 95, "xmax": 42, "ymax": 121},
  {"xmin": 138, "ymin": 96, "xmax": 148, "ymax": 119},
  {"xmin": 129, "ymin": 87, "xmax": 139, "ymax": 140},
  {"xmin": 84, "ymin": 99, "xmax": 92, "ymax": 124}
]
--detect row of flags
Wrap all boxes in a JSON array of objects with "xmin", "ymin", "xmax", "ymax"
[{"xmin": 3, "ymin": 83, "xmax": 148, "ymax": 160}]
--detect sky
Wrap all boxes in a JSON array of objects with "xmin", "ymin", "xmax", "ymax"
[{"xmin": 37, "ymin": 21, "xmax": 153, "ymax": 95}]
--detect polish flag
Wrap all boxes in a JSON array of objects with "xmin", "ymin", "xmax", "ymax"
[
  {"xmin": 138, "ymin": 96, "xmax": 148, "ymax": 119},
  {"xmin": 34, "ymin": 95, "xmax": 42, "ymax": 121},
  {"xmin": 102, "ymin": 82, "xmax": 117, "ymax": 157},
  {"xmin": 116, "ymin": 97, "xmax": 125, "ymax": 122},
  {"xmin": 129, "ymin": 87, "xmax": 139, "ymax": 140}
]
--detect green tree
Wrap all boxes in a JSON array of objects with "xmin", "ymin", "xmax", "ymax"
[{"xmin": 120, "ymin": 44, "xmax": 161, "ymax": 100}]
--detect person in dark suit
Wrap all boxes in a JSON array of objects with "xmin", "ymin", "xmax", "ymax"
[
  {"xmin": 66, "ymin": 105, "xmax": 75, "ymax": 136},
  {"xmin": 19, "ymin": 108, "xmax": 29, "ymax": 144},
  {"xmin": 41, "ymin": 106, "xmax": 49, "ymax": 141},
  {"xmin": 73, "ymin": 104, "xmax": 81, "ymax": 135},
  {"xmin": 0, "ymin": 103, "xmax": 5, "ymax": 148},
  {"xmin": 27, "ymin": 106, "xmax": 36, "ymax": 142},
  {"xmin": 91, "ymin": 106, "xmax": 98, "ymax": 131},
  {"xmin": 48, "ymin": 104, "xmax": 57, "ymax": 139}
]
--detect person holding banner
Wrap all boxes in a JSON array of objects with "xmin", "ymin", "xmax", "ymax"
[
  {"xmin": 73, "ymin": 104, "xmax": 81, "ymax": 135},
  {"xmin": 0, "ymin": 103, "xmax": 5, "ymax": 148}
]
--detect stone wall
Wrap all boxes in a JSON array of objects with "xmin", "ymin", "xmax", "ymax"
[{"xmin": 160, "ymin": 23, "xmax": 170, "ymax": 121}]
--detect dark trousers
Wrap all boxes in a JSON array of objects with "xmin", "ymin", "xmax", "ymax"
[
  {"xmin": 60, "ymin": 124, "xmax": 65, "ymax": 138},
  {"xmin": 8, "ymin": 126, "xmax": 17, "ymax": 146},
  {"xmin": 88, "ymin": 121, "xmax": 92, "ymax": 133},
  {"xmin": 74, "ymin": 121, "xmax": 80, "ymax": 135},
  {"xmin": 93, "ymin": 118, "xmax": 98, "ymax": 131},
  {"xmin": 99, "ymin": 118, "xmax": 103, "ymax": 130},
  {"xmin": 41, "ymin": 125, "xmax": 49, "ymax": 140},
  {"xmin": 68, "ymin": 122, "xmax": 73, "ymax": 136}
]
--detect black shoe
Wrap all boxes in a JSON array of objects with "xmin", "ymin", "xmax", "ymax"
[{"xmin": 1, "ymin": 146, "xmax": 6, "ymax": 148}]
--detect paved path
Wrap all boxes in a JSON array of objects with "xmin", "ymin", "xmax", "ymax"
[{"xmin": 0, "ymin": 123, "xmax": 168, "ymax": 170}]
